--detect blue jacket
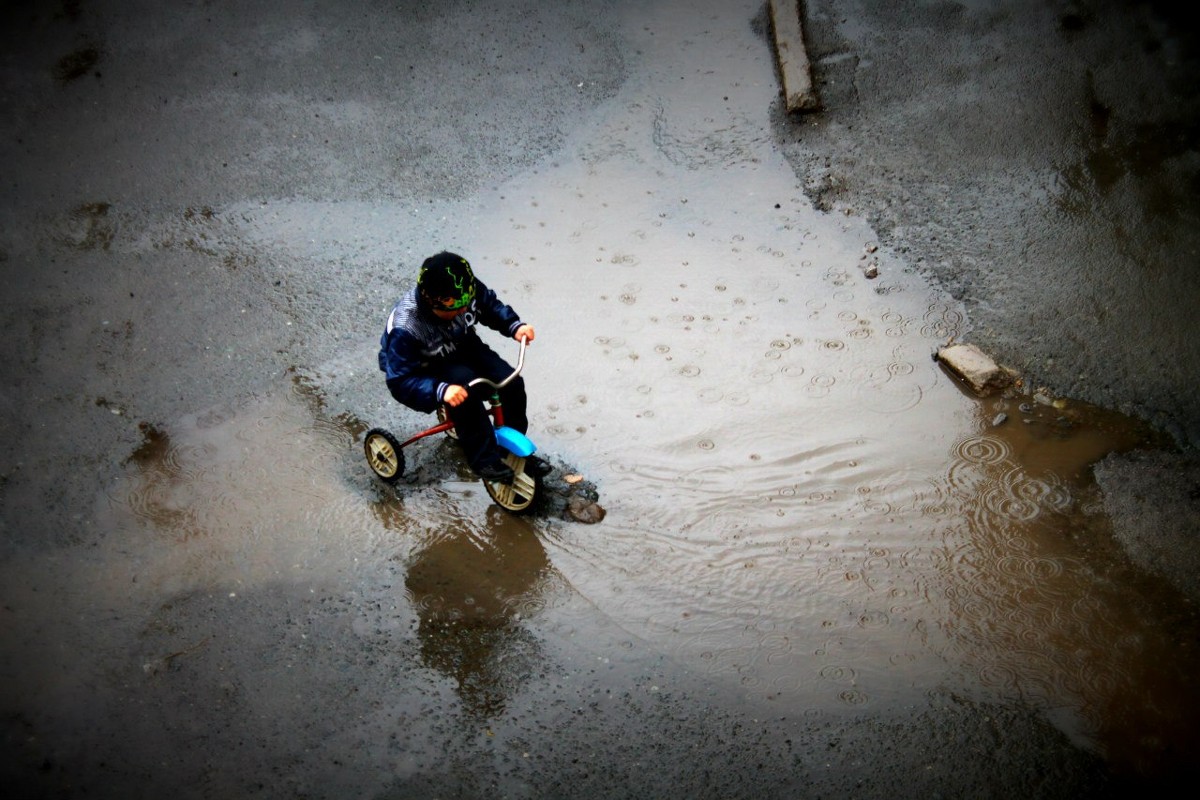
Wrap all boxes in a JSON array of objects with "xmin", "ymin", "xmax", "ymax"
[{"xmin": 378, "ymin": 281, "xmax": 523, "ymax": 412}]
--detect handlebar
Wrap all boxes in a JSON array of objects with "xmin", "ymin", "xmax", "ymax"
[{"xmin": 468, "ymin": 337, "xmax": 527, "ymax": 391}]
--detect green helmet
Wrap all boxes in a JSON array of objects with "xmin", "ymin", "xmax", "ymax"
[{"xmin": 417, "ymin": 251, "xmax": 477, "ymax": 311}]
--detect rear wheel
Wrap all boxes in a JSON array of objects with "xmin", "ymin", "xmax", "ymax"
[
  {"xmin": 364, "ymin": 428, "xmax": 405, "ymax": 483},
  {"xmin": 483, "ymin": 453, "xmax": 541, "ymax": 514}
]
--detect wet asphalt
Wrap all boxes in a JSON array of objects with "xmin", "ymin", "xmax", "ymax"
[{"xmin": 2, "ymin": 1, "xmax": 1198, "ymax": 797}]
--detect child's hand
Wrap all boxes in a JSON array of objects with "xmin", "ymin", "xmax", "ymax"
[
  {"xmin": 515, "ymin": 324, "xmax": 535, "ymax": 343},
  {"xmin": 443, "ymin": 385, "xmax": 469, "ymax": 407}
]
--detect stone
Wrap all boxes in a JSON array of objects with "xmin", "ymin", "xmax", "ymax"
[
  {"xmin": 769, "ymin": 0, "xmax": 820, "ymax": 113},
  {"xmin": 567, "ymin": 495, "xmax": 606, "ymax": 524},
  {"xmin": 935, "ymin": 343, "xmax": 1015, "ymax": 396}
]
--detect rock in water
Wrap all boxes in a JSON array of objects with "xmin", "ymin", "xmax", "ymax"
[
  {"xmin": 567, "ymin": 495, "xmax": 606, "ymax": 524},
  {"xmin": 935, "ymin": 343, "xmax": 1015, "ymax": 396}
]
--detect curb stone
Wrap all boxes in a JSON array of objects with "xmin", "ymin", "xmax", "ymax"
[{"xmin": 769, "ymin": 0, "xmax": 820, "ymax": 113}]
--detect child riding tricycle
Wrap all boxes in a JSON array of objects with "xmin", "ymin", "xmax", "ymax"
[{"xmin": 365, "ymin": 251, "xmax": 550, "ymax": 513}]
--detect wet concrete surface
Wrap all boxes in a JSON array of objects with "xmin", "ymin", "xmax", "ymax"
[{"xmin": 2, "ymin": 1, "xmax": 1198, "ymax": 798}]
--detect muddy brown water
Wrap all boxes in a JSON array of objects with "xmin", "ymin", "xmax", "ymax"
[{"xmin": 3, "ymin": 0, "xmax": 1198, "ymax": 792}]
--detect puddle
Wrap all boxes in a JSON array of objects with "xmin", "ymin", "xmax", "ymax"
[
  {"xmin": 97, "ymin": 387, "xmax": 410, "ymax": 599},
  {"xmin": 91, "ymin": 310, "xmax": 1188, "ymax": 777}
]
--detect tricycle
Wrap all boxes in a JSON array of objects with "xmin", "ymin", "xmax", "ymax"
[{"xmin": 363, "ymin": 339, "xmax": 541, "ymax": 514}]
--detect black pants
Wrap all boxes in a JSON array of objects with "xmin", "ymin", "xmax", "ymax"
[{"xmin": 433, "ymin": 340, "xmax": 527, "ymax": 473}]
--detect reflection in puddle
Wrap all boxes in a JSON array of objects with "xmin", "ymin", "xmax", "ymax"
[{"xmin": 403, "ymin": 507, "xmax": 556, "ymax": 719}]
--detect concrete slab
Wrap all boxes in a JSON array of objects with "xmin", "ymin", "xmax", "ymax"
[{"xmin": 936, "ymin": 342, "xmax": 1016, "ymax": 396}]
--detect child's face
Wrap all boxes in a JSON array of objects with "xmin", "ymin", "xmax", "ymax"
[{"xmin": 431, "ymin": 304, "xmax": 468, "ymax": 321}]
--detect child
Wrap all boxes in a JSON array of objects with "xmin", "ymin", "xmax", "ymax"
[{"xmin": 378, "ymin": 251, "xmax": 550, "ymax": 483}]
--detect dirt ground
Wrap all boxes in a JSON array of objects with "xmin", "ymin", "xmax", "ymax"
[{"xmin": 2, "ymin": 1, "xmax": 1198, "ymax": 798}]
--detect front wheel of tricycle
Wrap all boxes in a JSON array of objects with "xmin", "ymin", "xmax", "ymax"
[
  {"xmin": 364, "ymin": 428, "xmax": 405, "ymax": 484},
  {"xmin": 483, "ymin": 453, "xmax": 541, "ymax": 514}
]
